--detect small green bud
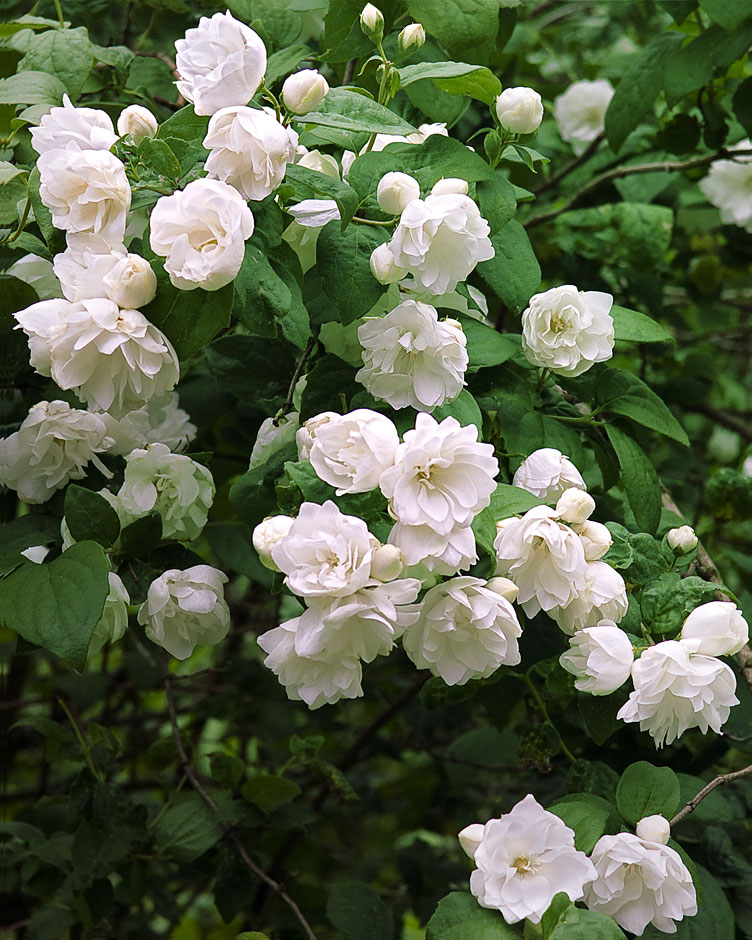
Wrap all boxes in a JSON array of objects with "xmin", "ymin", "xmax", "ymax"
[{"xmin": 360, "ymin": 3, "xmax": 384, "ymax": 42}]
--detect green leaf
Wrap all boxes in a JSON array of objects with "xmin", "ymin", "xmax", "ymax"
[
  {"xmin": 549, "ymin": 799, "xmax": 610, "ymax": 854},
  {"xmin": 605, "ymin": 425, "xmax": 662, "ymax": 534},
  {"xmin": 0, "ymin": 541, "xmax": 110, "ymax": 671},
  {"xmin": 0, "ymin": 70, "xmax": 66, "ymax": 105},
  {"xmin": 153, "ymin": 793, "xmax": 222, "ymax": 861},
  {"xmin": 455, "ymin": 314, "xmax": 519, "ymax": 372},
  {"xmin": 327, "ymin": 882, "xmax": 394, "ymax": 940},
  {"xmin": 733, "ymin": 75, "xmax": 752, "ymax": 137},
  {"xmin": 664, "ymin": 21, "xmax": 752, "ymax": 106},
  {"xmin": 699, "ymin": 0, "xmax": 752, "ymax": 29},
  {"xmin": 304, "ymin": 88, "xmax": 416, "ymax": 135},
  {"xmin": 0, "ymin": 514, "xmax": 60, "ymax": 555},
  {"xmin": 477, "ymin": 220, "xmax": 540, "ymax": 314},
  {"xmin": 0, "ymin": 161, "xmax": 25, "ymax": 185},
  {"xmin": 616, "ymin": 761, "xmax": 681, "ymax": 826},
  {"xmin": 675, "ymin": 773, "xmax": 734, "ymax": 824},
  {"xmin": 549, "ymin": 906, "xmax": 626, "ymax": 939},
  {"xmin": 316, "ymin": 220, "xmax": 386, "ymax": 323},
  {"xmin": 265, "ymin": 44, "xmax": 312, "ymax": 86},
  {"xmin": 143, "ymin": 272, "xmax": 233, "ymax": 359},
  {"xmin": 348, "ymin": 135, "xmax": 493, "ymax": 200},
  {"xmin": 432, "ymin": 388, "xmax": 483, "ymax": 432},
  {"xmin": 578, "ymin": 689, "xmax": 630, "ymax": 746},
  {"xmin": 476, "ymin": 174, "xmax": 517, "ymax": 234},
  {"xmin": 64, "ymin": 485, "xmax": 120, "ymax": 548},
  {"xmin": 284, "ymin": 162, "xmax": 359, "ymax": 227},
  {"xmin": 119, "ymin": 512, "xmax": 162, "ymax": 559},
  {"xmin": 406, "ymin": 0, "xmax": 501, "ymax": 65},
  {"xmin": 241, "ymin": 774, "xmax": 301, "ymax": 812},
  {"xmin": 232, "ymin": 243, "xmax": 290, "ymax": 339},
  {"xmin": 137, "ymin": 137, "xmax": 181, "ymax": 181},
  {"xmin": 611, "ymin": 305, "xmax": 672, "ymax": 344},
  {"xmin": 604, "ymin": 32, "xmax": 684, "ymax": 152},
  {"xmin": 156, "ymin": 106, "xmax": 210, "ymax": 177},
  {"xmin": 640, "ymin": 574, "xmax": 719, "ymax": 636},
  {"xmin": 19, "ymin": 27, "xmax": 93, "ymax": 100},
  {"xmin": 205, "ymin": 334, "xmax": 297, "ymax": 403},
  {"xmin": 425, "ymin": 892, "xmax": 522, "ymax": 939},
  {"xmin": 398, "ymin": 62, "xmax": 501, "ymax": 104},
  {"xmin": 489, "ymin": 484, "xmax": 544, "ymax": 519},
  {"xmin": 597, "ymin": 369, "xmax": 689, "ymax": 445}
]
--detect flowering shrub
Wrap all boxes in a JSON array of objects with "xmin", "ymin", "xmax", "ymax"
[{"xmin": 2, "ymin": 2, "xmax": 752, "ymax": 939}]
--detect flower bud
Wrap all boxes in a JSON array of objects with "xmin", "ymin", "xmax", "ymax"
[
  {"xmin": 103, "ymin": 254, "xmax": 158, "ymax": 309},
  {"xmin": 282, "ymin": 69, "xmax": 329, "ymax": 115},
  {"xmin": 253, "ymin": 515, "xmax": 295, "ymax": 571},
  {"xmin": 117, "ymin": 104, "xmax": 158, "ymax": 142},
  {"xmin": 485, "ymin": 576, "xmax": 519, "ymax": 602},
  {"xmin": 431, "ymin": 177, "xmax": 469, "ymax": 196},
  {"xmin": 360, "ymin": 3, "xmax": 384, "ymax": 42},
  {"xmin": 398, "ymin": 23, "xmax": 425, "ymax": 54},
  {"xmin": 484, "ymin": 128, "xmax": 504, "ymax": 164},
  {"xmin": 377, "ymin": 171, "xmax": 421, "ymax": 215},
  {"xmin": 636, "ymin": 814, "xmax": 670, "ymax": 845},
  {"xmin": 371, "ymin": 543, "xmax": 403, "ymax": 581},
  {"xmin": 666, "ymin": 525, "xmax": 698, "ymax": 554},
  {"xmin": 458, "ymin": 822, "xmax": 484, "ymax": 859},
  {"xmin": 576, "ymin": 519, "xmax": 612, "ymax": 561},
  {"xmin": 495, "ymin": 86, "xmax": 544, "ymax": 135},
  {"xmin": 556, "ymin": 486, "xmax": 596, "ymax": 525},
  {"xmin": 298, "ymin": 148, "xmax": 340, "ymax": 178},
  {"xmin": 370, "ymin": 242, "xmax": 407, "ymax": 284},
  {"xmin": 679, "ymin": 600, "xmax": 749, "ymax": 657}
]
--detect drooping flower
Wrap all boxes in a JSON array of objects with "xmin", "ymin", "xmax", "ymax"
[
  {"xmin": 89, "ymin": 572, "xmax": 130, "ymax": 656},
  {"xmin": 376, "ymin": 172, "xmax": 421, "ymax": 215},
  {"xmin": 253, "ymin": 515, "xmax": 295, "ymax": 571},
  {"xmin": 307, "ymin": 408, "xmax": 399, "ymax": 494},
  {"xmin": 281, "ymin": 69, "xmax": 329, "ymax": 115},
  {"xmin": 249, "ymin": 413, "xmax": 299, "ymax": 469},
  {"xmin": 512, "ymin": 447, "xmax": 586, "ymax": 501},
  {"xmin": 559, "ymin": 622, "xmax": 634, "ymax": 694}
]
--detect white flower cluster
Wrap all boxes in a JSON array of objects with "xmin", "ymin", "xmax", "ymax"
[{"xmin": 459, "ymin": 796, "xmax": 697, "ymax": 935}]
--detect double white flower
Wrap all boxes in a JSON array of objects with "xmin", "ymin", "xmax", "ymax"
[
  {"xmin": 31, "ymin": 94, "xmax": 118, "ymax": 156},
  {"xmin": 307, "ymin": 408, "xmax": 400, "ymax": 494},
  {"xmin": 554, "ymin": 79, "xmax": 614, "ymax": 153},
  {"xmin": 559, "ymin": 621, "xmax": 634, "ymax": 694},
  {"xmin": 512, "ymin": 447, "xmax": 585, "ymax": 501},
  {"xmin": 54, "ymin": 235, "xmax": 157, "ymax": 309}
]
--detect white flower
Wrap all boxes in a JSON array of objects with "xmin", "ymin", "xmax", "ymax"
[
  {"xmin": 101, "ymin": 392, "xmax": 196, "ymax": 456},
  {"xmin": 89, "ymin": 572, "xmax": 130, "ymax": 656},
  {"xmin": 117, "ymin": 443, "xmax": 214, "ymax": 541},
  {"xmin": 360, "ymin": 3, "xmax": 384, "ymax": 39},
  {"xmin": 380, "ymin": 413, "xmax": 498, "ymax": 534},
  {"xmin": 377, "ymin": 172, "xmax": 421, "ymax": 215},
  {"xmin": 175, "ymin": 11, "xmax": 267, "ymax": 116},
  {"xmin": 679, "ymin": 601, "xmax": 749, "ymax": 657},
  {"xmin": 257, "ymin": 619, "xmax": 363, "ymax": 709},
  {"xmin": 403, "ymin": 576, "xmax": 522, "ymax": 685},
  {"xmin": 308, "ymin": 408, "xmax": 399, "ymax": 494},
  {"xmin": 296, "ymin": 578, "xmax": 421, "ymax": 662},
  {"xmin": 204, "ymin": 106, "xmax": 298, "ymax": 201},
  {"xmin": 666, "ymin": 524, "xmax": 698, "ymax": 554},
  {"xmin": 0, "ymin": 400, "xmax": 111, "ymax": 504},
  {"xmin": 30, "ymin": 94, "xmax": 117, "ymax": 156},
  {"xmin": 287, "ymin": 198, "xmax": 341, "ymax": 229},
  {"xmin": 559, "ymin": 622, "xmax": 634, "ymax": 694},
  {"xmin": 384, "ymin": 193, "xmax": 494, "ymax": 295},
  {"xmin": 554, "ymin": 79, "xmax": 614, "ymax": 153},
  {"xmin": 389, "ymin": 521, "xmax": 477, "ymax": 576},
  {"xmin": 575, "ymin": 520, "xmax": 612, "ymax": 561},
  {"xmin": 297, "ymin": 149, "xmax": 340, "ymax": 178},
  {"xmin": 138, "ymin": 565, "xmax": 230, "ymax": 660},
  {"xmin": 495, "ymin": 87, "xmax": 544, "ymax": 135},
  {"xmin": 150, "ymin": 178, "xmax": 254, "ymax": 290},
  {"xmin": 550, "ymin": 560, "xmax": 628, "ymax": 634},
  {"xmin": 463, "ymin": 794, "xmax": 596, "ymax": 925},
  {"xmin": 20, "ymin": 545, "xmax": 50, "ymax": 564},
  {"xmin": 16, "ymin": 297, "xmax": 179, "ymax": 418},
  {"xmin": 37, "ymin": 148, "xmax": 130, "ymax": 245},
  {"xmin": 398, "ymin": 23, "xmax": 425, "ymax": 54},
  {"xmin": 249, "ymin": 413, "xmax": 299, "ymax": 468},
  {"xmin": 512, "ymin": 448, "xmax": 586, "ymax": 501},
  {"xmin": 282, "ymin": 69, "xmax": 329, "ymax": 114},
  {"xmin": 405, "ymin": 122, "xmax": 448, "ymax": 145},
  {"xmin": 585, "ymin": 832, "xmax": 697, "ymax": 935},
  {"xmin": 117, "ymin": 104, "xmax": 158, "ymax": 141},
  {"xmin": 555, "ymin": 486, "xmax": 595, "ymax": 525},
  {"xmin": 357, "ymin": 301, "xmax": 468, "ymax": 411},
  {"xmin": 522, "ymin": 285, "xmax": 614, "ymax": 377},
  {"xmin": 296, "ymin": 411, "xmax": 338, "ymax": 460},
  {"xmin": 271, "ymin": 500, "xmax": 378, "ymax": 598},
  {"xmin": 6, "ymin": 254, "xmax": 62, "ymax": 301},
  {"xmin": 635, "ymin": 815, "xmax": 670, "ymax": 845},
  {"xmin": 617, "ymin": 640, "xmax": 739, "ymax": 747},
  {"xmin": 54, "ymin": 236, "xmax": 156, "ymax": 308},
  {"xmin": 700, "ymin": 143, "xmax": 752, "ymax": 232},
  {"xmin": 494, "ymin": 506, "xmax": 588, "ymax": 617},
  {"xmin": 369, "ymin": 242, "xmax": 407, "ymax": 284},
  {"xmin": 431, "ymin": 178, "xmax": 469, "ymax": 196},
  {"xmin": 253, "ymin": 515, "xmax": 295, "ymax": 571}
]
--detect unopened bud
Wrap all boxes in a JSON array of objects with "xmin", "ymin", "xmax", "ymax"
[
  {"xmin": 377, "ymin": 171, "xmax": 420, "ymax": 215},
  {"xmin": 431, "ymin": 177, "xmax": 469, "ymax": 196},
  {"xmin": 556, "ymin": 487, "xmax": 595, "ymax": 525},
  {"xmin": 666, "ymin": 525, "xmax": 698, "ymax": 555},
  {"xmin": 371, "ymin": 543, "xmax": 403, "ymax": 581},
  {"xmin": 370, "ymin": 242, "xmax": 406, "ymax": 284},
  {"xmin": 485, "ymin": 576, "xmax": 519, "ymax": 603},
  {"xmin": 253, "ymin": 515, "xmax": 294, "ymax": 571},
  {"xmin": 360, "ymin": 3, "xmax": 384, "ymax": 42},
  {"xmin": 576, "ymin": 520, "xmax": 612, "ymax": 561},
  {"xmin": 282, "ymin": 69, "xmax": 329, "ymax": 115},
  {"xmin": 117, "ymin": 105, "xmax": 158, "ymax": 142},
  {"xmin": 398, "ymin": 23, "xmax": 425, "ymax": 55},
  {"xmin": 104, "ymin": 254, "xmax": 157, "ymax": 309},
  {"xmin": 636, "ymin": 814, "xmax": 670, "ymax": 845},
  {"xmin": 458, "ymin": 823, "xmax": 485, "ymax": 859}
]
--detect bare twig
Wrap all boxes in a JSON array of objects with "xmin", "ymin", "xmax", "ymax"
[
  {"xmin": 274, "ymin": 335, "xmax": 316, "ymax": 425},
  {"xmin": 690, "ymin": 402, "xmax": 752, "ymax": 443},
  {"xmin": 532, "ymin": 133, "xmax": 604, "ymax": 196},
  {"xmin": 162, "ymin": 658, "xmax": 317, "ymax": 940},
  {"xmin": 670, "ymin": 763, "xmax": 752, "ymax": 826},
  {"xmin": 342, "ymin": 58, "xmax": 357, "ymax": 85}
]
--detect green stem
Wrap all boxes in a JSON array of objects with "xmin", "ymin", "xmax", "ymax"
[
  {"xmin": 53, "ymin": 0, "xmax": 64, "ymax": 27},
  {"xmin": 57, "ymin": 697, "xmax": 103, "ymax": 782},
  {"xmin": 5, "ymin": 195, "xmax": 31, "ymax": 244},
  {"xmin": 550, "ymin": 413, "xmax": 604, "ymax": 426},
  {"xmin": 520, "ymin": 673, "xmax": 576, "ymax": 764},
  {"xmin": 351, "ymin": 215, "xmax": 395, "ymax": 226}
]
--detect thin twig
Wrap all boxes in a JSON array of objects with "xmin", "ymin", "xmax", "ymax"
[
  {"xmin": 532, "ymin": 133, "xmax": 604, "ymax": 196},
  {"xmin": 274, "ymin": 335, "xmax": 316, "ymax": 425},
  {"xmin": 162, "ymin": 657, "xmax": 318, "ymax": 940},
  {"xmin": 670, "ymin": 763, "xmax": 752, "ymax": 826},
  {"xmin": 342, "ymin": 59, "xmax": 357, "ymax": 85},
  {"xmin": 525, "ymin": 148, "xmax": 752, "ymax": 229}
]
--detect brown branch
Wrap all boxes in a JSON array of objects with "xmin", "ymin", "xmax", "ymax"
[
  {"xmin": 524, "ymin": 148, "xmax": 752, "ymax": 229},
  {"xmin": 532, "ymin": 133, "xmax": 604, "ymax": 196},
  {"xmin": 162, "ymin": 658, "xmax": 317, "ymax": 940},
  {"xmin": 690, "ymin": 402, "xmax": 752, "ymax": 443},
  {"xmin": 274, "ymin": 335, "xmax": 316, "ymax": 425},
  {"xmin": 670, "ymin": 763, "xmax": 752, "ymax": 826}
]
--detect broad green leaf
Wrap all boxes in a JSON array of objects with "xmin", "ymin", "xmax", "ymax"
[
  {"xmin": 454, "ymin": 314, "xmax": 519, "ymax": 372},
  {"xmin": 265, "ymin": 43, "xmax": 312, "ymax": 85},
  {"xmin": 0, "ymin": 541, "xmax": 110, "ymax": 671},
  {"xmin": 0, "ymin": 70, "xmax": 65, "ymax": 106},
  {"xmin": 611, "ymin": 305, "xmax": 672, "ymax": 344},
  {"xmin": 541, "ymin": 895, "xmax": 574, "ymax": 940},
  {"xmin": 640, "ymin": 574, "xmax": 718, "ymax": 636},
  {"xmin": 19, "ymin": 27, "xmax": 93, "ymax": 100},
  {"xmin": 477, "ymin": 220, "xmax": 541, "ymax": 314},
  {"xmin": 143, "ymin": 273, "xmax": 233, "ymax": 359},
  {"xmin": 549, "ymin": 906, "xmax": 626, "ymax": 939},
  {"xmin": 489, "ymin": 484, "xmax": 544, "ymax": 519},
  {"xmin": 605, "ymin": 32, "xmax": 684, "ymax": 152},
  {"xmin": 327, "ymin": 882, "xmax": 394, "ymax": 940},
  {"xmin": 0, "ymin": 514, "xmax": 60, "ymax": 555},
  {"xmin": 119, "ymin": 512, "xmax": 162, "ymax": 560},
  {"xmin": 616, "ymin": 761, "xmax": 681, "ymax": 825},
  {"xmin": 733, "ymin": 75, "xmax": 752, "ymax": 137},
  {"xmin": 64, "ymin": 485, "xmax": 120, "ymax": 548},
  {"xmin": 153, "ymin": 793, "xmax": 222, "ymax": 861},
  {"xmin": 230, "ymin": 442, "xmax": 298, "ymax": 530},
  {"xmin": 398, "ymin": 62, "xmax": 501, "ymax": 104},
  {"xmin": 432, "ymin": 388, "xmax": 483, "ymax": 432},
  {"xmin": 578, "ymin": 690, "xmax": 630, "ymax": 746},
  {"xmin": 91, "ymin": 43, "xmax": 134, "ymax": 71},
  {"xmin": 137, "ymin": 137, "xmax": 181, "ymax": 182},
  {"xmin": 699, "ymin": 0, "xmax": 752, "ymax": 29},
  {"xmin": 232, "ymin": 244, "xmax": 289, "ymax": 339},
  {"xmin": 205, "ymin": 334, "xmax": 297, "ymax": 404},
  {"xmin": 0, "ymin": 161, "xmax": 25, "ymax": 185},
  {"xmin": 675, "ymin": 774, "xmax": 734, "ymax": 824},
  {"xmin": 285, "ymin": 162, "xmax": 359, "ymax": 227},
  {"xmin": 664, "ymin": 22, "xmax": 752, "ymax": 106},
  {"xmin": 606, "ymin": 425, "xmax": 661, "ymax": 534},
  {"xmin": 426, "ymin": 892, "xmax": 522, "ymax": 939},
  {"xmin": 548, "ymin": 799, "xmax": 610, "ymax": 854},
  {"xmin": 597, "ymin": 369, "xmax": 689, "ymax": 445},
  {"xmin": 476, "ymin": 174, "xmax": 517, "ymax": 234},
  {"xmin": 658, "ymin": 0, "xmax": 697, "ymax": 23},
  {"xmin": 157, "ymin": 106, "xmax": 210, "ymax": 177},
  {"xmin": 406, "ymin": 0, "xmax": 501, "ymax": 65},
  {"xmin": 304, "ymin": 88, "xmax": 416, "ymax": 135},
  {"xmin": 241, "ymin": 774, "xmax": 301, "ymax": 812},
  {"xmin": 316, "ymin": 220, "xmax": 386, "ymax": 323}
]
